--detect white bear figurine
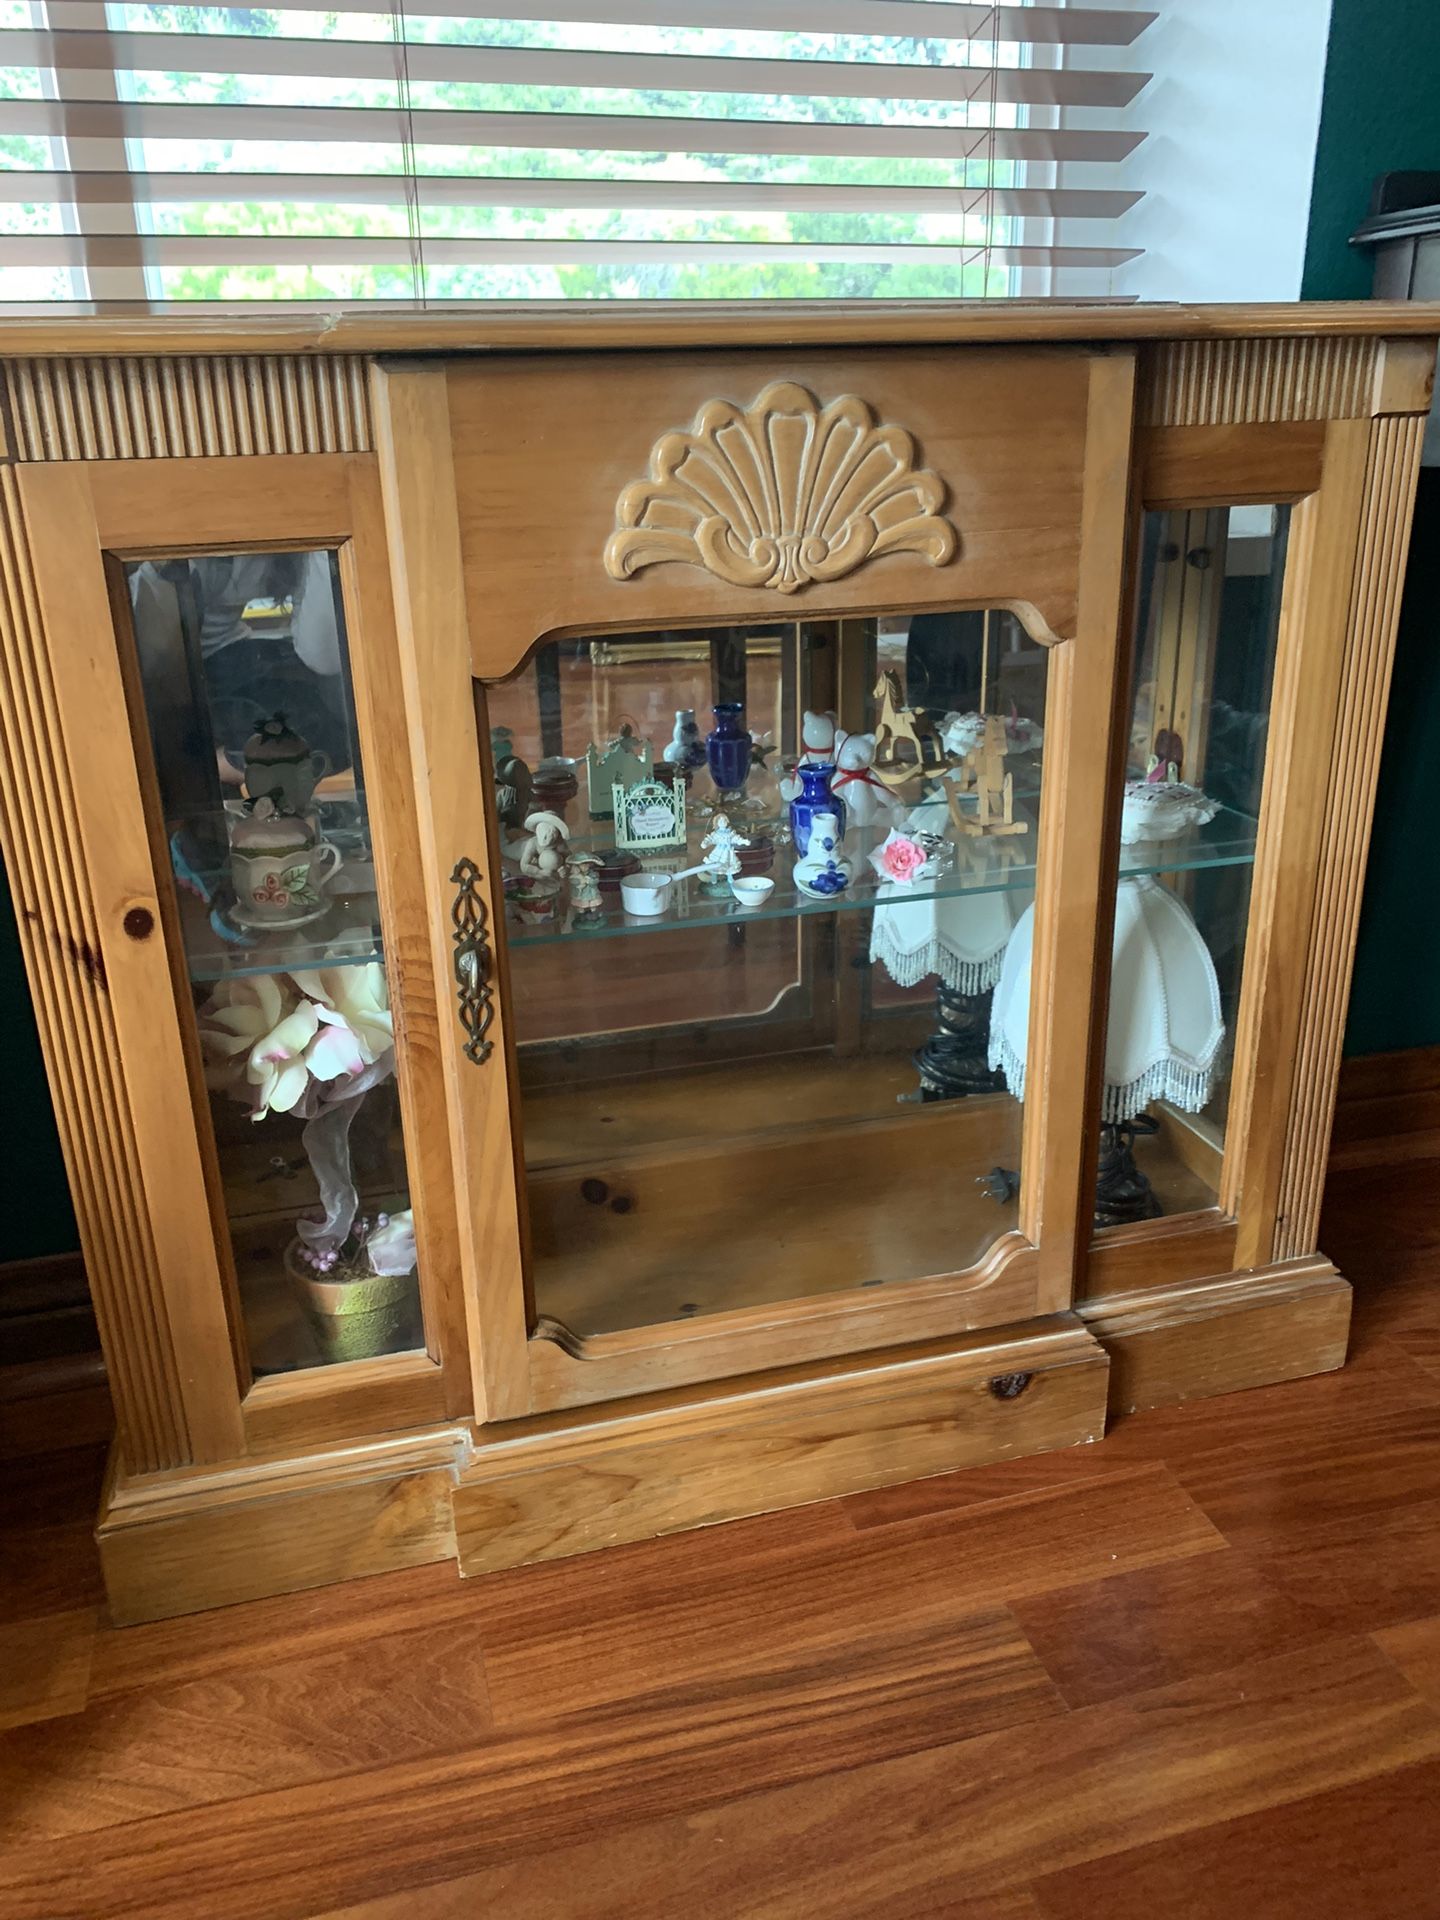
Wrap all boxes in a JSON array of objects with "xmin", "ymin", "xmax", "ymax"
[
  {"xmin": 779, "ymin": 709, "xmax": 837, "ymax": 803},
  {"xmin": 831, "ymin": 729, "xmax": 900, "ymax": 829}
]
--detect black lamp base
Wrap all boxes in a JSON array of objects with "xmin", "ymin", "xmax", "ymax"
[
  {"xmin": 913, "ymin": 983, "xmax": 1005, "ymax": 1102},
  {"xmin": 1093, "ymin": 1114, "xmax": 1163, "ymax": 1230}
]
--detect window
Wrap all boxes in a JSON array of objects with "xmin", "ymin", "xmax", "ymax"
[{"xmin": 0, "ymin": 2, "xmax": 1152, "ymax": 309}]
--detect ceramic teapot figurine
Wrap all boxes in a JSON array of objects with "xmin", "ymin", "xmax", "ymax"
[
  {"xmin": 793, "ymin": 810, "xmax": 852, "ymax": 900},
  {"xmin": 242, "ymin": 714, "xmax": 329, "ymax": 817},
  {"xmin": 228, "ymin": 798, "xmax": 341, "ymax": 927}
]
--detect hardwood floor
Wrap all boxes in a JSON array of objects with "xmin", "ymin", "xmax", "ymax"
[{"xmin": 4, "ymin": 1154, "xmax": 1440, "ymax": 1919}]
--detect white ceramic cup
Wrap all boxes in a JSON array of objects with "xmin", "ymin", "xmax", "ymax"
[
  {"xmin": 730, "ymin": 876, "xmax": 775, "ymax": 909},
  {"xmin": 620, "ymin": 872, "xmax": 674, "ymax": 916}
]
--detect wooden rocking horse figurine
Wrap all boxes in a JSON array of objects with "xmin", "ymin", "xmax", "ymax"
[
  {"xmin": 871, "ymin": 670, "xmax": 944, "ymax": 788},
  {"xmin": 947, "ymin": 715, "xmax": 1028, "ymax": 838}
]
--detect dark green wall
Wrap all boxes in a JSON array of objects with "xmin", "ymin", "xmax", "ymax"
[
  {"xmin": 1301, "ymin": 0, "xmax": 1440, "ymax": 302},
  {"xmin": 0, "ymin": 868, "xmax": 77, "ymax": 1261},
  {"xmin": 1302, "ymin": 0, "xmax": 1440, "ymax": 1054}
]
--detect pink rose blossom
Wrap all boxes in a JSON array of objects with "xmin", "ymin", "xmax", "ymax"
[{"xmin": 874, "ymin": 833, "xmax": 928, "ymax": 884}]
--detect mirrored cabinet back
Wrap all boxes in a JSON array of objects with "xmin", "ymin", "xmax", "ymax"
[{"xmin": 0, "ymin": 303, "xmax": 1432, "ymax": 1622}]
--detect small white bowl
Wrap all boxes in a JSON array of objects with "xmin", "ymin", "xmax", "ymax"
[
  {"xmin": 730, "ymin": 875, "xmax": 775, "ymax": 910},
  {"xmin": 620, "ymin": 872, "xmax": 674, "ymax": 916}
]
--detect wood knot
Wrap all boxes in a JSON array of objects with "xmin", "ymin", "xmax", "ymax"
[{"xmin": 989, "ymin": 1371, "xmax": 1035, "ymax": 1401}]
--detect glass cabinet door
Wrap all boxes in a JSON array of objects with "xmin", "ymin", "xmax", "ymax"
[
  {"xmin": 1092, "ymin": 505, "xmax": 1289, "ymax": 1230},
  {"xmin": 487, "ymin": 610, "xmax": 1048, "ymax": 1338},
  {"xmin": 123, "ymin": 549, "xmax": 424, "ymax": 1374}
]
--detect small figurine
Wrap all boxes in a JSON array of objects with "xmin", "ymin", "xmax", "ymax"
[
  {"xmin": 870, "ymin": 671, "xmax": 944, "ymax": 788},
  {"xmin": 700, "ymin": 811, "xmax": 751, "ymax": 891},
  {"xmin": 946, "ymin": 716, "xmax": 1027, "ymax": 839},
  {"xmin": 779, "ymin": 709, "xmax": 838, "ymax": 802},
  {"xmin": 748, "ymin": 728, "xmax": 777, "ymax": 785},
  {"xmin": 663, "ymin": 708, "xmax": 707, "ymax": 769},
  {"xmin": 586, "ymin": 723, "xmax": 652, "ymax": 819},
  {"xmin": 565, "ymin": 851, "xmax": 605, "ymax": 924},
  {"xmin": 793, "ymin": 810, "xmax": 852, "ymax": 899},
  {"xmin": 490, "ymin": 725, "xmax": 534, "ymax": 830},
  {"xmin": 832, "ymin": 729, "xmax": 902, "ymax": 829},
  {"xmin": 518, "ymin": 809, "xmax": 571, "ymax": 880}
]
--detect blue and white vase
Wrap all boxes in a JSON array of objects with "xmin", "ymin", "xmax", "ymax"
[
  {"xmin": 705, "ymin": 702, "xmax": 753, "ymax": 794},
  {"xmin": 663, "ymin": 708, "xmax": 707, "ymax": 770},
  {"xmin": 793, "ymin": 811, "xmax": 852, "ymax": 899},
  {"xmin": 788, "ymin": 760, "xmax": 846, "ymax": 856}
]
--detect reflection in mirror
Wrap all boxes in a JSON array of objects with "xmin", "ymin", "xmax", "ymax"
[
  {"xmin": 487, "ymin": 610, "xmax": 1048, "ymax": 1338},
  {"xmin": 1090, "ymin": 505, "xmax": 1288, "ymax": 1229},
  {"xmin": 124, "ymin": 551, "xmax": 424, "ymax": 1373}
]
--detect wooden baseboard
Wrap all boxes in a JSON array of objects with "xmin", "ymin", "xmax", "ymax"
[
  {"xmin": 453, "ymin": 1318, "xmax": 1111, "ymax": 1578},
  {"xmin": 1331, "ymin": 1043, "xmax": 1440, "ymax": 1168},
  {"xmin": 0, "ymin": 1248, "xmax": 99, "ymax": 1366},
  {"xmin": 1080, "ymin": 1257, "xmax": 1352, "ymax": 1417},
  {"xmin": 0, "ymin": 1350, "xmax": 111, "ymax": 1459}
]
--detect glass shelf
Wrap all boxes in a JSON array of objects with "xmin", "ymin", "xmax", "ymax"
[
  {"xmin": 168, "ymin": 803, "xmax": 385, "ymax": 982},
  {"xmin": 506, "ymin": 799, "xmax": 1260, "ymax": 949},
  {"xmin": 178, "ymin": 883, "xmax": 385, "ymax": 983}
]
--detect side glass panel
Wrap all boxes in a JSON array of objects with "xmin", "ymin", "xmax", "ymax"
[
  {"xmin": 124, "ymin": 551, "xmax": 423, "ymax": 1373},
  {"xmin": 1095, "ymin": 506, "xmax": 1288, "ymax": 1230},
  {"xmin": 488, "ymin": 613, "xmax": 1047, "ymax": 1338}
]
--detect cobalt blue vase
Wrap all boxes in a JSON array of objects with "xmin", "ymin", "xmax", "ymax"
[
  {"xmin": 705, "ymin": 703, "xmax": 752, "ymax": 793},
  {"xmin": 789, "ymin": 761, "xmax": 846, "ymax": 856}
]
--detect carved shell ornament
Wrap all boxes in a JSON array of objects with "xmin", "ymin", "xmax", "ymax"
[{"xmin": 604, "ymin": 381, "xmax": 959, "ymax": 595}]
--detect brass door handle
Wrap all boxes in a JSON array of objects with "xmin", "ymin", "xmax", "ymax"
[{"xmin": 449, "ymin": 857, "xmax": 495, "ymax": 1065}]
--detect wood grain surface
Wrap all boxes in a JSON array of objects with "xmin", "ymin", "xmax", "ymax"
[
  {"xmin": 1, "ymin": 299, "xmax": 1437, "ymax": 361},
  {"xmin": 3, "ymin": 1148, "xmax": 1440, "ymax": 1918}
]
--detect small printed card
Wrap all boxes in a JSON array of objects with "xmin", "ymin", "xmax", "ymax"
[{"xmin": 613, "ymin": 777, "xmax": 687, "ymax": 853}]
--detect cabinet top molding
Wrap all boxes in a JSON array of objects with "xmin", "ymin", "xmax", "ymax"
[{"xmin": 0, "ymin": 300, "xmax": 1437, "ymax": 361}]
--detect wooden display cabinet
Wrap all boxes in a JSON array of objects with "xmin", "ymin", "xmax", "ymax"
[{"xmin": 0, "ymin": 304, "xmax": 1433, "ymax": 1623}]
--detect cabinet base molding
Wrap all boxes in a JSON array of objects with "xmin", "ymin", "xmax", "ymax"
[
  {"xmin": 452, "ymin": 1318, "xmax": 1110, "ymax": 1578},
  {"xmin": 1080, "ymin": 1256, "xmax": 1352, "ymax": 1416},
  {"xmin": 97, "ymin": 1427, "xmax": 470, "ymax": 1626},
  {"xmin": 91, "ymin": 1266, "xmax": 1357, "ymax": 1623}
]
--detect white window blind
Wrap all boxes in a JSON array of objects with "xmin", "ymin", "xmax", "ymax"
[{"xmin": 0, "ymin": 1, "xmax": 1153, "ymax": 311}]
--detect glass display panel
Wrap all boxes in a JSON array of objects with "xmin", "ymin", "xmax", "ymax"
[
  {"xmin": 491, "ymin": 612, "xmax": 1046, "ymax": 1337},
  {"xmin": 1093, "ymin": 505, "xmax": 1288, "ymax": 1230},
  {"xmin": 124, "ymin": 550, "xmax": 423, "ymax": 1373}
]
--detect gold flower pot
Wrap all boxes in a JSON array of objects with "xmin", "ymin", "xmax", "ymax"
[{"xmin": 284, "ymin": 1240, "xmax": 416, "ymax": 1363}]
